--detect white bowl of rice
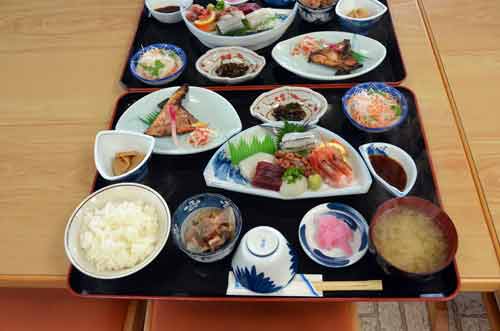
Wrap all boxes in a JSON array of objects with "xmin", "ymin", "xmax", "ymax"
[{"xmin": 64, "ymin": 183, "xmax": 171, "ymax": 279}]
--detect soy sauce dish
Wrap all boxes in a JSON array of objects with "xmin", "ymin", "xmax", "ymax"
[
  {"xmin": 146, "ymin": 0, "xmax": 182, "ymax": 24},
  {"xmin": 370, "ymin": 196, "xmax": 458, "ymax": 279},
  {"xmin": 129, "ymin": 43, "xmax": 187, "ymax": 86}
]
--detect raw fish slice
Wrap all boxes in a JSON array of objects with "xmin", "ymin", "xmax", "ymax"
[
  {"xmin": 252, "ymin": 161, "xmax": 284, "ymax": 191},
  {"xmin": 315, "ymin": 214, "xmax": 353, "ymax": 255},
  {"xmin": 145, "ymin": 85, "xmax": 199, "ymax": 137}
]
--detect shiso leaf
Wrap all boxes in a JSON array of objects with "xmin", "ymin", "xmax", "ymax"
[{"xmin": 228, "ymin": 134, "xmax": 277, "ymax": 165}]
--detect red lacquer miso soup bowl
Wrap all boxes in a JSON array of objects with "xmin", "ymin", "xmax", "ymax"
[{"xmin": 370, "ymin": 196, "xmax": 458, "ymax": 279}]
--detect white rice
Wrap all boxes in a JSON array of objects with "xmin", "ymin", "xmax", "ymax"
[{"xmin": 79, "ymin": 200, "xmax": 159, "ymax": 271}]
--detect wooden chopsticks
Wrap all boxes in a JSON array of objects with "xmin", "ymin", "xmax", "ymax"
[{"xmin": 311, "ymin": 280, "xmax": 383, "ymax": 292}]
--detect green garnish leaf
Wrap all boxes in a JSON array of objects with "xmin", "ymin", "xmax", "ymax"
[
  {"xmin": 276, "ymin": 121, "xmax": 307, "ymax": 146},
  {"xmin": 391, "ymin": 105, "xmax": 402, "ymax": 116},
  {"xmin": 140, "ymin": 110, "xmax": 161, "ymax": 126},
  {"xmin": 215, "ymin": 0, "xmax": 225, "ymax": 11},
  {"xmin": 351, "ymin": 50, "xmax": 368, "ymax": 63},
  {"xmin": 229, "ymin": 134, "xmax": 277, "ymax": 165},
  {"xmin": 282, "ymin": 167, "xmax": 304, "ymax": 184}
]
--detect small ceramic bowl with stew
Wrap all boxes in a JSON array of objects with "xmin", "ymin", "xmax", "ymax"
[
  {"xmin": 336, "ymin": 0, "xmax": 387, "ymax": 33},
  {"xmin": 94, "ymin": 130, "xmax": 155, "ymax": 182},
  {"xmin": 297, "ymin": 0, "xmax": 337, "ymax": 24},
  {"xmin": 172, "ymin": 193, "xmax": 243, "ymax": 263},
  {"xmin": 231, "ymin": 226, "xmax": 298, "ymax": 293},
  {"xmin": 342, "ymin": 82, "xmax": 408, "ymax": 133},
  {"xmin": 359, "ymin": 142, "xmax": 417, "ymax": 197},
  {"xmin": 370, "ymin": 196, "xmax": 458, "ymax": 279},
  {"xmin": 146, "ymin": 0, "xmax": 182, "ymax": 24}
]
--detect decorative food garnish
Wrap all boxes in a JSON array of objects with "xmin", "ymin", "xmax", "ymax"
[
  {"xmin": 299, "ymin": 0, "xmax": 335, "ymax": 9},
  {"xmin": 252, "ymin": 161, "xmax": 284, "ymax": 191},
  {"xmin": 215, "ymin": 62, "xmax": 250, "ymax": 78},
  {"xmin": 136, "ymin": 47, "xmax": 182, "ymax": 80},
  {"xmin": 369, "ymin": 154, "xmax": 407, "ymax": 191},
  {"xmin": 280, "ymin": 167, "xmax": 307, "ymax": 197},
  {"xmin": 373, "ymin": 206, "xmax": 449, "ymax": 274},
  {"xmin": 155, "ymin": 5, "xmax": 180, "ymax": 13},
  {"xmin": 345, "ymin": 88, "xmax": 402, "ymax": 128},
  {"xmin": 188, "ymin": 127, "xmax": 216, "ymax": 147},
  {"xmin": 182, "ymin": 207, "xmax": 235, "ymax": 253},
  {"xmin": 145, "ymin": 85, "xmax": 200, "ymax": 137},
  {"xmin": 272, "ymin": 102, "xmax": 307, "ymax": 121},
  {"xmin": 292, "ymin": 37, "xmax": 366, "ymax": 75},
  {"xmin": 347, "ymin": 8, "xmax": 370, "ymax": 18},
  {"xmin": 185, "ymin": 1, "xmax": 283, "ymax": 36},
  {"xmin": 238, "ymin": 152, "xmax": 275, "ymax": 181},
  {"xmin": 308, "ymin": 144, "xmax": 353, "ymax": 188},
  {"xmin": 315, "ymin": 214, "xmax": 354, "ymax": 255},
  {"xmin": 112, "ymin": 151, "xmax": 145, "ymax": 176},
  {"xmin": 307, "ymin": 173, "xmax": 322, "ymax": 190},
  {"xmin": 228, "ymin": 135, "xmax": 276, "ymax": 165}
]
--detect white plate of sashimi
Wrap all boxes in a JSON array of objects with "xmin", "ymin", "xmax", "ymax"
[
  {"xmin": 115, "ymin": 85, "xmax": 242, "ymax": 155},
  {"xmin": 204, "ymin": 122, "xmax": 372, "ymax": 200}
]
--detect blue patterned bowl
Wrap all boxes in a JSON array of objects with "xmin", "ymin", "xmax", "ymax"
[
  {"xmin": 335, "ymin": 0, "xmax": 387, "ymax": 33},
  {"xmin": 231, "ymin": 226, "xmax": 298, "ymax": 293},
  {"xmin": 297, "ymin": 1, "xmax": 337, "ymax": 24},
  {"xmin": 172, "ymin": 193, "xmax": 242, "ymax": 263},
  {"xmin": 129, "ymin": 43, "xmax": 187, "ymax": 86},
  {"xmin": 299, "ymin": 203, "xmax": 369, "ymax": 268},
  {"xmin": 342, "ymin": 82, "xmax": 408, "ymax": 133}
]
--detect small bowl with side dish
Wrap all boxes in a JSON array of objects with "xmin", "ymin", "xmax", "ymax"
[
  {"xmin": 370, "ymin": 196, "xmax": 458, "ymax": 279},
  {"xmin": 342, "ymin": 82, "xmax": 408, "ymax": 133},
  {"xmin": 359, "ymin": 142, "xmax": 417, "ymax": 197},
  {"xmin": 94, "ymin": 130, "xmax": 155, "ymax": 182},
  {"xmin": 297, "ymin": 0, "xmax": 337, "ymax": 24},
  {"xmin": 145, "ymin": 0, "xmax": 182, "ymax": 24},
  {"xmin": 250, "ymin": 86, "xmax": 328, "ymax": 124},
  {"xmin": 195, "ymin": 46, "xmax": 266, "ymax": 84},
  {"xmin": 299, "ymin": 202, "xmax": 369, "ymax": 268},
  {"xmin": 129, "ymin": 43, "xmax": 187, "ymax": 86},
  {"xmin": 64, "ymin": 183, "xmax": 171, "ymax": 279},
  {"xmin": 336, "ymin": 0, "xmax": 387, "ymax": 33},
  {"xmin": 172, "ymin": 193, "xmax": 243, "ymax": 263},
  {"xmin": 231, "ymin": 226, "xmax": 298, "ymax": 293}
]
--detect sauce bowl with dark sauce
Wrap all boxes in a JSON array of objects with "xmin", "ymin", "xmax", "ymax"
[
  {"xmin": 146, "ymin": 0, "xmax": 182, "ymax": 24},
  {"xmin": 359, "ymin": 142, "xmax": 417, "ymax": 197}
]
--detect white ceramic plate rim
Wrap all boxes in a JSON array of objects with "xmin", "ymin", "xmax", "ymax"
[
  {"xmin": 64, "ymin": 183, "xmax": 171, "ymax": 279},
  {"xmin": 115, "ymin": 86, "xmax": 242, "ymax": 155},
  {"xmin": 203, "ymin": 125, "xmax": 372, "ymax": 200},
  {"xmin": 271, "ymin": 31, "xmax": 387, "ymax": 81},
  {"xmin": 195, "ymin": 46, "xmax": 266, "ymax": 84},
  {"xmin": 249, "ymin": 86, "xmax": 329, "ymax": 124},
  {"xmin": 335, "ymin": 0, "xmax": 388, "ymax": 22}
]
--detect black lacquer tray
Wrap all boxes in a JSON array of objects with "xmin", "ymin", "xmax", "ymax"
[
  {"xmin": 68, "ymin": 87, "xmax": 459, "ymax": 301},
  {"xmin": 120, "ymin": 0, "xmax": 406, "ymax": 89}
]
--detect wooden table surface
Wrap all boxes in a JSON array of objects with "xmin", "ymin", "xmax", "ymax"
[
  {"xmin": 418, "ymin": 0, "xmax": 500, "ymax": 260},
  {"xmin": 1, "ymin": 0, "xmax": 499, "ymax": 291}
]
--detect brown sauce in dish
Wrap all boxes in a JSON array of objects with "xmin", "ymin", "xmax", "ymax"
[
  {"xmin": 369, "ymin": 155, "xmax": 407, "ymax": 191},
  {"xmin": 155, "ymin": 5, "xmax": 179, "ymax": 13}
]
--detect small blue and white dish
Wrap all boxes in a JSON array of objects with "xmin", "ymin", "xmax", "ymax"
[
  {"xmin": 172, "ymin": 193, "xmax": 242, "ymax": 263},
  {"xmin": 94, "ymin": 130, "xmax": 155, "ymax": 182},
  {"xmin": 299, "ymin": 203, "xmax": 369, "ymax": 268},
  {"xmin": 231, "ymin": 226, "xmax": 298, "ymax": 293},
  {"xmin": 297, "ymin": 0, "xmax": 337, "ymax": 24},
  {"xmin": 129, "ymin": 43, "xmax": 187, "ymax": 86},
  {"xmin": 359, "ymin": 142, "xmax": 418, "ymax": 197},
  {"xmin": 335, "ymin": 0, "xmax": 387, "ymax": 33},
  {"xmin": 342, "ymin": 82, "xmax": 408, "ymax": 133}
]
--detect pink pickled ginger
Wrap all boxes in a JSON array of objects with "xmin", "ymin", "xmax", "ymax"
[{"xmin": 315, "ymin": 214, "xmax": 354, "ymax": 255}]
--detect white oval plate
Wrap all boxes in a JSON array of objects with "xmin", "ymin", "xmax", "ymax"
[
  {"xmin": 203, "ymin": 125, "xmax": 372, "ymax": 200},
  {"xmin": 250, "ymin": 86, "xmax": 328, "ymax": 124},
  {"xmin": 196, "ymin": 46, "xmax": 266, "ymax": 85},
  {"xmin": 271, "ymin": 31, "xmax": 387, "ymax": 81},
  {"xmin": 116, "ymin": 87, "xmax": 242, "ymax": 155}
]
